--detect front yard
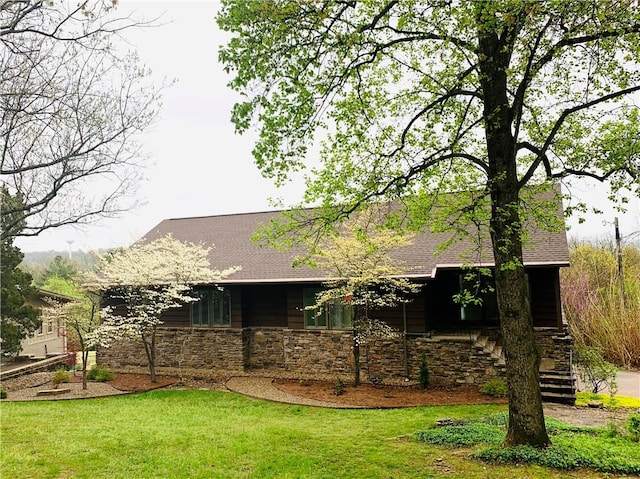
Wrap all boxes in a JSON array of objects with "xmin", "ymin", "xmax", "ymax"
[{"xmin": 1, "ymin": 390, "xmax": 637, "ymax": 478}]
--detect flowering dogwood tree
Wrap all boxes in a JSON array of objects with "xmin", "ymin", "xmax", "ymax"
[
  {"xmin": 43, "ymin": 289, "xmax": 100, "ymax": 390},
  {"xmin": 88, "ymin": 235, "xmax": 240, "ymax": 382},
  {"xmin": 307, "ymin": 213, "xmax": 421, "ymax": 385}
]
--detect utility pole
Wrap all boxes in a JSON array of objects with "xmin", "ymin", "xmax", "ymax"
[{"xmin": 614, "ymin": 217, "xmax": 625, "ymax": 306}]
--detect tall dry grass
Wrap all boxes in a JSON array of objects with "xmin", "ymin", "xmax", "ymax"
[{"xmin": 561, "ymin": 240, "xmax": 640, "ymax": 369}]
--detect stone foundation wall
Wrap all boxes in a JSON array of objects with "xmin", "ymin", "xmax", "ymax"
[
  {"xmin": 410, "ymin": 337, "xmax": 503, "ymax": 385},
  {"xmin": 98, "ymin": 326, "xmax": 572, "ymax": 385},
  {"xmin": 98, "ymin": 327, "xmax": 245, "ymax": 373},
  {"xmin": 247, "ymin": 328, "xmax": 285, "ymax": 369},
  {"xmin": 283, "ymin": 329, "xmax": 354, "ymax": 377}
]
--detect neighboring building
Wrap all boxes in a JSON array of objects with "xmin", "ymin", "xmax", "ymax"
[
  {"xmin": 99, "ymin": 194, "xmax": 575, "ymax": 402},
  {"xmin": 20, "ymin": 289, "xmax": 73, "ymax": 358}
]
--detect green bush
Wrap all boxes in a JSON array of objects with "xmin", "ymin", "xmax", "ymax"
[
  {"xmin": 86, "ymin": 365, "xmax": 114, "ymax": 382},
  {"xmin": 333, "ymin": 378, "xmax": 345, "ymax": 396},
  {"xmin": 627, "ymin": 413, "xmax": 640, "ymax": 442},
  {"xmin": 573, "ymin": 345, "xmax": 617, "ymax": 394},
  {"xmin": 480, "ymin": 378, "xmax": 508, "ymax": 398},
  {"xmin": 0, "ymin": 389, "xmax": 7, "ymax": 399},
  {"xmin": 418, "ymin": 353, "xmax": 429, "ymax": 389},
  {"xmin": 51, "ymin": 368, "xmax": 70, "ymax": 388}
]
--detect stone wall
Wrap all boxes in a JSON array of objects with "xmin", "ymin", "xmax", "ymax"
[
  {"xmin": 246, "ymin": 328, "xmax": 285, "ymax": 369},
  {"xmin": 98, "ymin": 326, "xmax": 572, "ymax": 385},
  {"xmin": 98, "ymin": 327, "xmax": 245, "ymax": 374},
  {"xmin": 283, "ymin": 329, "xmax": 354, "ymax": 377}
]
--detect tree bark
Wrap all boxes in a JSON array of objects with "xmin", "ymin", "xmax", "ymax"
[
  {"xmin": 490, "ymin": 188, "xmax": 550, "ymax": 447},
  {"xmin": 142, "ymin": 330, "xmax": 157, "ymax": 383},
  {"xmin": 476, "ymin": 5, "xmax": 550, "ymax": 447},
  {"xmin": 82, "ymin": 350, "xmax": 88, "ymax": 390}
]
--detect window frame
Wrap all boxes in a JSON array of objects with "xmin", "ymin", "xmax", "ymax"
[
  {"xmin": 190, "ymin": 287, "xmax": 231, "ymax": 328},
  {"xmin": 303, "ymin": 288, "xmax": 353, "ymax": 330}
]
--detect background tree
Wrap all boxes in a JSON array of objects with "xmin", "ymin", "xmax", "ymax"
[
  {"xmin": 36, "ymin": 256, "xmax": 80, "ymax": 288},
  {"xmin": 0, "ymin": 187, "xmax": 39, "ymax": 354},
  {"xmin": 218, "ymin": 0, "xmax": 640, "ymax": 447},
  {"xmin": 561, "ymin": 241, "xmax": 640, "ymax": 369},
  {"xmin": 307, "ymin": 213, "xmax": 421, "ymax": 385},
  {"xmin": 43, "ymin": 284, "xmax": 100, "ymax": 390},
  {"xmin": 88, "ymin": 235, "xmax": 240, "ymax": 382},
  {"xmin": 0, "ymin": 1, "xmax": 164, "ymax": 240}
]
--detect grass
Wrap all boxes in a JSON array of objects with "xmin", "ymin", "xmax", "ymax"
[
  {"xmin": 419, "ymin": 415, "xmax": 640, "ymax": 475},
  {"xmin": 0, "ymin": 390, "xmax": 632, "ymax": 479},
  {"xmin": 575, "ymin": 392, "xmax": 640, "ymax": 408}
]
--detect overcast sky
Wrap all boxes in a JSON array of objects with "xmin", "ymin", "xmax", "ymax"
[{"xmin": 15, "ymin": 1, "xmax": 640, "ymax": 253}]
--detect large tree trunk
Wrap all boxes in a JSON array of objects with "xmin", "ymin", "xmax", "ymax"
[
  {"xmin": 490, "ymin": 188, "xmax": 550, "ymax": 447},
  {"xmin": 477, "ymin": 3, "xmax": 550, "ymax": 447}
]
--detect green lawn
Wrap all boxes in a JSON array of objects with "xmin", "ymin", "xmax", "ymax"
[{"xmin": 0, "ymin": 390, "xmax": 629, "ymax": 478}]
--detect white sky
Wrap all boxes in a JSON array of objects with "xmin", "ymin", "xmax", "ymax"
[{"xmin": 15, "ymin": 1, "xmax": 640, "ymax": 252}]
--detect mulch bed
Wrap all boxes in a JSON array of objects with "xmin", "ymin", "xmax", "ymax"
[{"xmin": 273, "ymin": 379, "xmax": 508, "ymax": 408}]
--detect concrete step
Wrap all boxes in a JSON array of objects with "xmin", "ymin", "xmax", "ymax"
[{"xmin": 541, "ymin": 391, "xmax": 576, "ymax": 405}]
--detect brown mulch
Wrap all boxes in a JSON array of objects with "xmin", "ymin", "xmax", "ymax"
[{"xmin": 273, "ymin": 379, "xmax": 509, "ymax": 408}]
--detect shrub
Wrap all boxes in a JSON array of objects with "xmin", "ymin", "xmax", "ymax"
[
  {"xmin": 573, "ymin": 345, "xmax": 617, "ymax": 394},
  {"xmin": 627, "ymin": 413, "xmax": 640, "ymax": 442},
  {"xmin": 51, "ymin": 368, "xmax": 70, "ymax": 388},
  {"xmin": 418, "ymin": 353, "xmax": 429, "ymax": 389},
  {"xmin": 86, "ymin": 365, "xmax": 114, "ymax": 382},
  {"xmin": 561, "ymin": 242, "xmax": 640, "ymax": 369},
  {"xmin": 333, "ymin": 378, "xmax": 345, "ymax": 396},
  {"xmin": 0, "ymin": 389, "xmax": 7, "ymax": 399},
  {"xmin": 480, "ymin": 378, "xmax": 508, "ymax": 398},
  {"xmin": 64, "ymin": 351, "xmax": 77, "ymax": 370}
]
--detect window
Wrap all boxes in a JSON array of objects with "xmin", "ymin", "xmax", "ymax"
[
  {"xmin": 47, "ymin": 318, "xmax": 53, "ymax": 334},
  {"xmin": 191, "ymin": 288, "xmax": 231, "ymax": 327},
  {"xmin": 459, "ymin": 273, "xmax": 499, "ymax": 323},
  {"xmin": 303, "ymin": 288, "xmax": 353, "ymax": 329}
]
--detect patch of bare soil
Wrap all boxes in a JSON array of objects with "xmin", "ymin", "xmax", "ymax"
[{"xmin": 273, "ymin": 379, "xmax": 508, "ymax": 408}]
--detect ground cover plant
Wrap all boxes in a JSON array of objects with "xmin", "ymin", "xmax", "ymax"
[
  {"xmin": 575, "ymin": 392, "xmax": 640, "ymax": 409},
  {"xmin": 419, "ymin": 414, "xmax": 640, "ymax": 475},
  {"xmin": 1, "ymin": 390, "xmax": 633, "ymax": 479}
]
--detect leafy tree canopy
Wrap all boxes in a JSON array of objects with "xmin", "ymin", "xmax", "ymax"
[
  {"xmin": 0, "ymin": 187, "xmax": 40, "ymax": 354},
  {"xmin": 218, "ymin": 0, "xmax": 640, "ymax": 448}
]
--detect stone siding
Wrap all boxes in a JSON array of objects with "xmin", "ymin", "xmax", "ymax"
[
  {"xmin": 98, "ymin": 327, "xmax": 245, "ymax": 374},
  {"xmin": 99, "ymin": 326, "xmax": 572, "ymax": 385}
]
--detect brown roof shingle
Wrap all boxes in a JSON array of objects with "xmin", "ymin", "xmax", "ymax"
[{"xmin": 141, "ymin": 200, "xmax": 569, "ymax": 284}]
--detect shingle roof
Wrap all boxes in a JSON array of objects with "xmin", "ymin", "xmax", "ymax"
[{"xmin": 141, "ymin": 197, "xmax": 570, "ymax": 284}]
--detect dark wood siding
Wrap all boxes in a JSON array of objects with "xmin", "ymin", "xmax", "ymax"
[
  {"xmin": 161, "ymin": 303, "xmax": 190, "ymax": 327},
  {"xmin": 230, "ymin": 286, "xmax": 242, "ymax": 328},
  {"xmin": 427, "ymin": 272, "xmax": 461, "ymax": 329},
  {"xmin": 529, "ymin": 267, "xmax": 562, "ymax": 328},
  {"xmin": 241, "ymin": 285, "xmax": 288, "ymax": 327},
  {"xmin": 426, "ymin": 267, "xmax": 563, "ymax": 330},
  {"xmin": 366, "ymin": 289, "xmax": 427, "ymax": 333},
  {"xmin": 287, "ymin": 284, "xmax": 305, "ymax": 329}
]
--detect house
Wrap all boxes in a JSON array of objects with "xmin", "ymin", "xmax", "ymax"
[
  {"xmin": 20, "ymin": 289, "xmax": 72, "ymax": 359},
  {"xmin": 99, "ymin": 195, "xmax": 575, "ymax": 402}
]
